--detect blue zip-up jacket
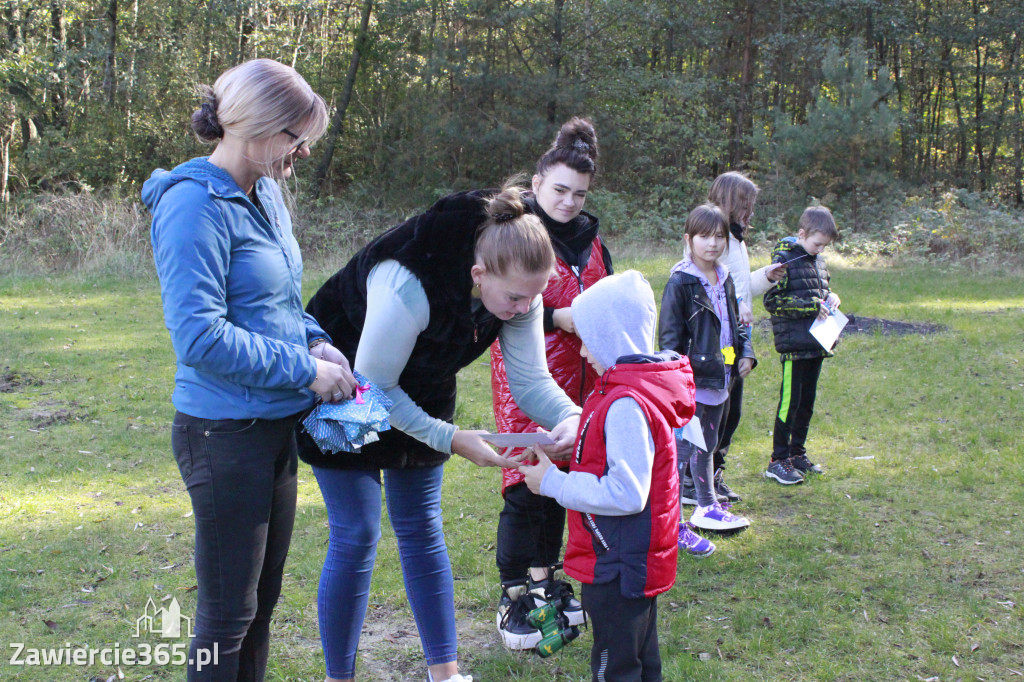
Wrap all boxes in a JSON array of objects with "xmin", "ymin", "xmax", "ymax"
[{"xmin": 143, "ymin": 157, "xmax": 326, "ymax": 419}]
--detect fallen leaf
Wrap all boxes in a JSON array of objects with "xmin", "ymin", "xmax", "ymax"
[
  {"xmin": 762, "ymin": 616, "xmax": 773, "ymax": 628},
  {"xmin": 971, "ymin": 642, "xmax": 980, "ymax": 652},
  {"xmin": 697, "ymin": 652, "xmax": 712, "ymax": 661},
  {"xmin": 953, "ymin": 654, "xmax": 960, "ymax": 667}
]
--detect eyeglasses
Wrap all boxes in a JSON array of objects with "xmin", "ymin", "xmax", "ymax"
[{"xmin": 281, "ymin": 128, "xmax": 309, "ymax": 154}]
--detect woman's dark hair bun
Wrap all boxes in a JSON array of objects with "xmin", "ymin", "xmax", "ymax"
[
  {"xmin": 190, "ymin": 86, "xmax": 224, "ymax": 142},
  {"xmin": 536, "ymin": 116, "xmax": 598, "ymax": 177},
  {"xmin": 554, "ymin": 117, "xmax": 598, "ymax": 161}
]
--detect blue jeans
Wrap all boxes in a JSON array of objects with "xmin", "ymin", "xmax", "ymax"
[
  {"xmin": 172, "ymin": 411, "xmax": 299, "ymax": 682},
  {"xmin": 311, "ymin": 465, "xmax": 457, "ymax": 678}
]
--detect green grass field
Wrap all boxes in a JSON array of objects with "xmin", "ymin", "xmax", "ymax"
[{"xmin": 1, "ymin": 254, "xmax": 1022, "ymax": 681}]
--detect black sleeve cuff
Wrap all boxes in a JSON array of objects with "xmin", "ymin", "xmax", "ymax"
[{"xmin": 543, "ymin": 306, "xmax": 556, "ymax": 333}]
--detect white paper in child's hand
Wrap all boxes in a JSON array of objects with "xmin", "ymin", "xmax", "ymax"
[
  {"xmin": 809, "ymin": 308, "xmax": 849, "ymax": 351},
  {"xmin": 678, "ymin": 416, "xmax": 706, "ymax": 451},
  {"xmin": 479, "ymin": 432, "xmax": 557, "ymax": 448}
]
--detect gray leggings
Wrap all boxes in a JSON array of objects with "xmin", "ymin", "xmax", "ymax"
[{"xmin": 676, "ymin": 400, "xmax": 728, "ymax": 507}]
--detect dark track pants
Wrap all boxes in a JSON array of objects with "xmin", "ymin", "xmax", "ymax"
[
  {"xmin": 772, "ymin": 356, "xmax": 824, "ymax": 461},
  {"xmin": 582, "ymin": 578, "xmax": 662, "ymax": 682}
]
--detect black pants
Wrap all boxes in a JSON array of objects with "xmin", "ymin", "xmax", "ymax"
[
  {"xmin": 495, "ymin": 481, "xmax": 566, "ymax": 583},
  {"xmin": 582, "ymin": 579, "xmax": 661, "ymax": 682},
  {"xmin": 714, "ymin": 374, "xmax": 744, "ymax": 471},
  {"xmin": 172, "ymin": 411, "xmax": 300, "ymax": 682},
  {"xmin": 772, "ymin": 357, "xmax": 824, "ymax": 461}
]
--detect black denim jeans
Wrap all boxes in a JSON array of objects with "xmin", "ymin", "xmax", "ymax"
[
  {"xmin": 171, "ymin": 411, "xmax": 299, "ymax": 682},
  {"xmin": 495, "ymin": 481, "xmax": 567, "ymax": 583}
]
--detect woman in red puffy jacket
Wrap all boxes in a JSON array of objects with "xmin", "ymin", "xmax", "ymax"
[{"xmin": 490, "ymin": 117, "xmax": 613, "ymax": 649}]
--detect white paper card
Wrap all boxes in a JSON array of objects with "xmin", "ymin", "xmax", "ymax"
[
  {"xmin": 678, "ymin": 416, "xmax": 706, "ymax": 451},
  {"xmin": 480, "ymin": 432, "xmax": 556, "ymax": 448},
  {"xmin": 809, "ymin": 308, "xmax": 849, "ymax": 351}
]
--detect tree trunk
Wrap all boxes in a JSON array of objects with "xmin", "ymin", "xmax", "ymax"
[
  {"xmin": 312, "ymin": 0, "xmax": 373, "ymax": 199},
  {"xmin": 986, "ymin": 34, "xmax": 1018, "ymax": 181},
  {"xmin": 125, "ymin": 0, "xmax": 138, "ymax": 131},
  {"xmin": 50, "ymin": 0, "xmax": 67, "ymax": 127},
  {"xmin": 1013, "ymin": 71, "xmax": 1023, "ymax": 205},
  {"xmin": 546, "ymin": 0, "xmax": 564, "ymax": 125},
  {"xmin": 204, "ymin": 0, "xmax": 215, "ymax": 71},
  {"xmin": 102, "ymin": 0, "xmax": 118, "ymax": 107},
  {"xmin": 581, "ymin": 0, "xmax": 593, "ymax": 81},
  {"xmin": 972, "ymin": 0, "xmax": 986, "ymax": 189},
  {"xmin": 729, "ymin": 0, "xmax": 756, "ymax": 168},
  {"xmin": 291, "ymin": 13, "xmax": 308, "ymax": 69},
  {"xmin": 1, "ymin": 120, "xmax": 13, "ymax": 202},
  {"xmin": 237, "ymin": 3, "xmax": 255, "ymax": 62},
  {"xmin": 943, "ymin": 44, "xmax": 968, "ymax": 183}
]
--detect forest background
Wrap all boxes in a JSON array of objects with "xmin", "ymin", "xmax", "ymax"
[{"xmin": 2, "ymin": 0, "xmax": 1024, "ymax": 270}]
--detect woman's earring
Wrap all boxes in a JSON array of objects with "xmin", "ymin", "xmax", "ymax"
[{"xmin": 471, "ymin": 282, "xmax": 482, "ymax": 298}]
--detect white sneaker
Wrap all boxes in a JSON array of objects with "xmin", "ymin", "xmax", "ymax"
[
  {"xmin": 690, "ymin": 502, "xmax": 750, "ymax": 531},
  {"xmin": 430, "ymin": 675, "xmax": 473, "ymax": 682}
]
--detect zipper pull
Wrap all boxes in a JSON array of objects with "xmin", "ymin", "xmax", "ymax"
[{"xmin": 474, "ymin": 326, "xmax": 478, "ymax": 343}]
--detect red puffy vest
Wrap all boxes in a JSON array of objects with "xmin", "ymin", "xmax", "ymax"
[
  {"xmin": 563, "ymin": 358, "xmax": 695, "ymax": 599},
  {"xmin": 490, "ymin": 236, "xmax": 610, "ymax": 493}
]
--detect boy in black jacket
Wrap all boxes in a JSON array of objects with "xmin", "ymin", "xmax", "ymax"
[{"xmin": 762, "ymin": 206, "xmax": 841, "ymax": 485}]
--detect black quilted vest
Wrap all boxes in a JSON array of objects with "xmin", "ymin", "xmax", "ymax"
[
  {"xmin": 766, "ymin": 239, "xmax": 832, "ymax": 359},
  {"xmin": 299, "ymin": 190, "xmax": 505, "ymax": 469}
]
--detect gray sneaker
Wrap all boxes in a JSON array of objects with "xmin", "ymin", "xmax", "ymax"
[
  {"xmin": 764, "ymin": 458, "xmax": 804, "ymax": 485},
  {"xmin": 790, "ymin": 454, "xmax": 824, "ymax": 475},
  {"xmin": 681, "ymin": 475, "xmax": 727, "ymax": 505},
  {"xmin": 714, "ymin": 469, "xmax": 741, "ymax": 502}
]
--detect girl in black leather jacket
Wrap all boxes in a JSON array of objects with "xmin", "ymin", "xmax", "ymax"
[{"xmin": 658, "ymin": 204, "xmax": 756, "ymax": 553}]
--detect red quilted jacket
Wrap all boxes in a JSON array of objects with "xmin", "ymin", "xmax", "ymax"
[{"xmin": 490, "ymin": 235, "xmax": 610, "ymax": 494}]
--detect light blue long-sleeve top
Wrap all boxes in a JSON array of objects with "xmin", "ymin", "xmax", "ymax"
[{"xmin": 356, "ymin": 260, "xmax": 581, "ymax": 454}]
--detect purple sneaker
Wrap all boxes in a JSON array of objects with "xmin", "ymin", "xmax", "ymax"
[
  {"xmin": 678, "ymin": 522, "xmax": 715, "ymax": 557},
  {"xmin": 690, "ymin": 502, "xmax": 751, "ymax": 532}
]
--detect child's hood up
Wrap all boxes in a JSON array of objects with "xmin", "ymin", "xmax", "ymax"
[{"xmin": 571, "ymin": 270, "xmax": 656, "ymax": 370}]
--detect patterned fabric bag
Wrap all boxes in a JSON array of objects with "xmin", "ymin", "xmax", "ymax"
[{"xmin": 302, "ymin": 371, "xmax": 393, "ymax": 453}]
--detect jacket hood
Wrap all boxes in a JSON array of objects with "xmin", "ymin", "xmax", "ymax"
[
  {"xmin": 571, "ymin": 270, "xmax": 655, "ymax": 370},
  {"xmin": 142, "ymin": 157, "xmax": 248, "ymax": 213},
  {"xmin": 771, "ymin": 235, "xmax": 804, "ymax": 261},
  {"xmin": 599, "ymin": 355, "xmax": 694, "ymax": 429}
]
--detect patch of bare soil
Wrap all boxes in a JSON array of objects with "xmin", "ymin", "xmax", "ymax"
[
  {"xmin": 756, "ymin": 315, "xmax": 946, "ymax": 336},
  {"xmin": 842, "ymin": 314, "xmax": 947, "ymax": 336},
  {"xmin": 0, "ymin": 368, "xmax": 42, "ymax": 392},
  {"xmin": 24, "ymin": 407, "xmax": 86, "ymax": 428},
  {"xmin": 352, "ymin": 605, "xmax": 500, "ymax": 681}
]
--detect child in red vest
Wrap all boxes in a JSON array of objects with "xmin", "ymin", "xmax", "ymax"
[{"xmin": 520, "ymin": 270, "xmax": 695, "ymax": 682}]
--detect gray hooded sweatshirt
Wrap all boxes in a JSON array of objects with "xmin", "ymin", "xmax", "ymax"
[{"xmin": 540, "ymin": 270, "xmax": 675, "ymax": 516}]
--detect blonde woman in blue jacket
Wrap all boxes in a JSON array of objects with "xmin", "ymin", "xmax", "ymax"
[{"xmin": 144, "ymin": 59, "xmax": 355, "ymax": 682}]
